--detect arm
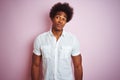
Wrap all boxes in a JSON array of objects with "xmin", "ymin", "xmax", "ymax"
[
  {"xmin": 31, "ymin": 53, "xmax": 41, "ymax": 80},
  {"xmin": 72, "ymin": 54, "xmax": 83, "ymax": 80}
]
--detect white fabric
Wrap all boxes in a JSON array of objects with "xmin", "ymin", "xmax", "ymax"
[{"xmin": 33, "ymin": 30, "xmax": 81, "ymax": 80}]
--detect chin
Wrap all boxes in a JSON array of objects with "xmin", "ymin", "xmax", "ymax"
[
  {"xmin": 56, "ymin": 28, "xmax": 63, "ymax": 31},
  {"xmin": 53, "ymin": 26, "xmax": 63, "ymax": 31}
]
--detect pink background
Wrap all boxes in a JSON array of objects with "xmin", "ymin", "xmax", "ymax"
[{"xmin": 0, "ymin": 0, "xmax": 120, "ymax": 80}]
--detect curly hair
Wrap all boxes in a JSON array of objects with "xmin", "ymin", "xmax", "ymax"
[{"xmin": 49, "ymin": 2, "xmax": 73, "ymax": 22}]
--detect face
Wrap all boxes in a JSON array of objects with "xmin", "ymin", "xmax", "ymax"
[{"xmin": 52, "ymin": 11, "xmax": 67, "ymax": 31}]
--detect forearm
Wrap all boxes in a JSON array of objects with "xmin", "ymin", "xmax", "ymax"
[
  {"xmin": 74, "ymin": 65, "xmax": 83, "ymax": 80},
  {"xmin": 31, "ymin": 64, "xmax": 40, "ymax": 80}
]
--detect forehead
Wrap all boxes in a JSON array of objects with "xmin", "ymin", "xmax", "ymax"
[{"xmin": 55, "ymin": 11, "xmax": 67, "ymax": 18}]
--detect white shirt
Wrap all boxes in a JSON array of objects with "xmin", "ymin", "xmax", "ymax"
[{"xmin": 33, "ymin": 30, "xmax": 81, "ymax": 80}]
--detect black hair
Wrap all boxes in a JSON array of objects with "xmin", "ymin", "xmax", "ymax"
[{"xmin": 49, "ymin": 2, "xmax": 73, "ymax": 22}]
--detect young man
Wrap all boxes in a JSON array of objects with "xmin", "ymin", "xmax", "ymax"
[{"xmin": 31, "ymin": 2, "xmax": 83, "ymax": 80}]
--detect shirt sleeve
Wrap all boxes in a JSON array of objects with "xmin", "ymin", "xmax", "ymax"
[
  {"xmin": 71, "ymin": 36, "xmax": 81, "ymax": 56},
  {"xmin": 33, "ymin": 37, "xmax": 41, "ymax": 56}
]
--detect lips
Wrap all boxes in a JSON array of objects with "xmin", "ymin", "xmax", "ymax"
[{"xmin": 57, "ymin": 24, "xmax": 62, "ymax": 27}]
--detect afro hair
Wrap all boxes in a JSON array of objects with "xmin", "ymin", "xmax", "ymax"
[{"xmin": 49, "ymin": 2, "xmax": 73, "ymax": 22}]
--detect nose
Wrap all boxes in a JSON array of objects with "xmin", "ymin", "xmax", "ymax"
[{"xmin": 58, "ymin": 18, "xmax": 63, "ymax": 24}]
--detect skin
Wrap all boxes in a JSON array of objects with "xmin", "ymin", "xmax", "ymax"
[
  {"xmin": 31, "ymin": 54, "xmax": 41, "ymax": 80},
  {"xmin": 51, "ymin": 11, "xmax": 67, "ymax": 40},
  {"xmin": 72, "ymin": 55, "xmax": 83, "ymax": 80},
  {"xmin": 31, "ymin": 11, "xmax": 83, "ymax": 80}
]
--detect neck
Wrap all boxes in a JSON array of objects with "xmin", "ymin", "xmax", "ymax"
[{"xmin": 52, "ymin": 28, "xmax": 63, "ymax": 41}]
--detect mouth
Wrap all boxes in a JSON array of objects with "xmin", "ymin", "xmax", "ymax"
[{"xmin": 57, "ymin": 24, "xmax": 62, "ymax": 27}]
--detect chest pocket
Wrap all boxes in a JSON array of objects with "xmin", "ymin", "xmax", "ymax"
[
  {"xmin": 41, "ymin": 46, "xmax": 51, "ymax": 59},
  {"xmin": 59, "ymin": 46, "xmax": 72, "ymax": 59}
]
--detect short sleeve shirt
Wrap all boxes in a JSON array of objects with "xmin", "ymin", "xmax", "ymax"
[{"xmin": 33, "ymin": 30, "xmax": 81, "ymax": 80}]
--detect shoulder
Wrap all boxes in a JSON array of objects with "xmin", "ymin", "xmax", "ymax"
[
  {"xmin": 64, "ymin": 31, "xmax": 80, "ymax": 44},
  {"xmin": 36, "ymin": 31, "xmax": 49, "ymax": 39},
  {"xmin": 64, "ymin": 31, "xmax": 77, "ymax": 39},
  {"xmin": 34, "ymin": 31, "xmax": 49, "ymax": 42}
]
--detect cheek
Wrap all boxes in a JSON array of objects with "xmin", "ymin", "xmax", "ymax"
[
  {"xmin": 52, "ymin": 21, "xmax": 56, "ymax": 25},
  {"xmin": 52, "ymin": 19, "xmax": 58, "ymax": 24},
  {"xmin": 63, "ymin": 22, "xmax": 66, "ymax": 25}
]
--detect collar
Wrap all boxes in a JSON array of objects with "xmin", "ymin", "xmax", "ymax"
[{"xmin": 49, "ymin": 29, "xmax": 65, "ymax": 37}]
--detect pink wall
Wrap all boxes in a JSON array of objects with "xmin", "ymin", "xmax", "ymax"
[{"xmin": 0, "ymin": 0, "xmax": 120, "ymax": 80}]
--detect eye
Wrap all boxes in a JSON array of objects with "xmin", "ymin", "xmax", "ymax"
[
  {"xmin": 62, "ymin": 17, "xmax": 67, "ymax": 21},
  {"xmin": 55, "ymin": 15, "xmax": 60, "ymax": 19}
]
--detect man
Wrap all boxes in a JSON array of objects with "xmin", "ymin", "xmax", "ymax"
[{"xmin": 31, "ymin": 2, "xmax": 83, "ymax": 80}]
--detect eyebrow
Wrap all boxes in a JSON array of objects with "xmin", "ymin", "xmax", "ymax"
[{"xmin": 56, "ymin": 14, "xmax": 67, "ymax": 19}]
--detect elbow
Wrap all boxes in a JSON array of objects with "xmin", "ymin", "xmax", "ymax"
[
  {"xmin": 32, "ymin": 63, "xmax": 40, "ymax": 69},
  {"xmin": 75, "ymin": 64, "xmax": 83, "ymax": 70}
]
